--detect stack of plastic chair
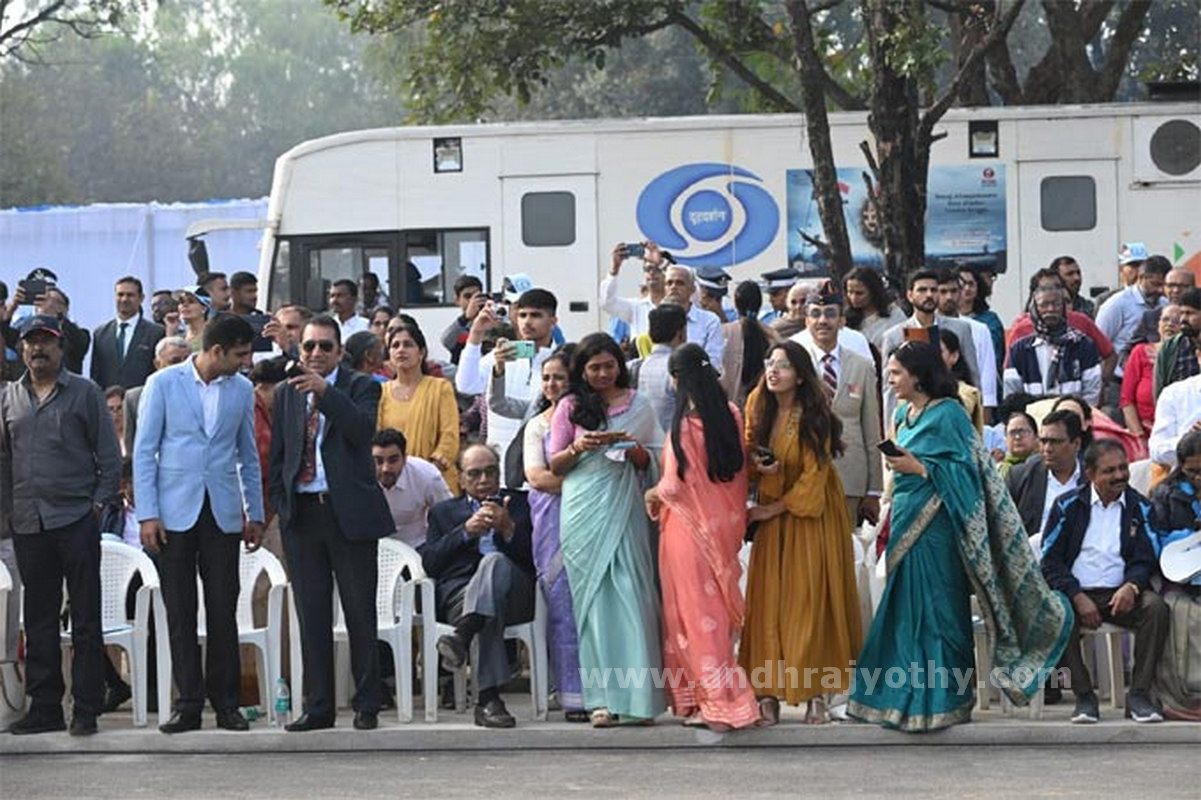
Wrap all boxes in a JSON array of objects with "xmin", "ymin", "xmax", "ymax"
[{"xmin": 62, "ymin": 540, "xmax": 172, "ymax": 727}]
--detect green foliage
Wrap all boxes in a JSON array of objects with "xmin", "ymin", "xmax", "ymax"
[{"xmin": 0, "ymin": 0, "xmax": 401, "ymax": 206}]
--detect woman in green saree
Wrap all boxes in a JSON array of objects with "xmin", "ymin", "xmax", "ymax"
[
  {"xmin": 549, "ymin": 333, "xmax": 666, "ymax": 726},
  {"xmin": 849, "ymin": 341, "xmax": 1072, "ymax": 732}
]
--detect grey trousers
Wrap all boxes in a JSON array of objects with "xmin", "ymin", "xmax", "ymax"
[{"xmin": 444, "ymin": 552, "xmax": 535, "ymax": 692}]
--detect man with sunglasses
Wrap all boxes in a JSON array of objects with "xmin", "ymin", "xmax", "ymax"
[
  {"xmin": 269, "ymin": 315, "xmax": 393, "ymax": 732},
  {"xmin": 421, "ymin": 443, "xmax": 534, "ymax": 728}
]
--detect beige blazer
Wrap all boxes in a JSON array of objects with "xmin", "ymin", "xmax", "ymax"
[{"xmin": 805, "ymin": 343, "xmax": 883, "ymax": 498}]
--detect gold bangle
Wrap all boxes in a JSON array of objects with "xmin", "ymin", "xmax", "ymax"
[{"xmin": 1125, "ymin": 582, "xmax": 1141, "ymax": 597}]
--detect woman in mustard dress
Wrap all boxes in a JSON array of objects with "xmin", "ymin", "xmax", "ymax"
[
  {"xmin": 377, "ymin": 321, "xmax": 460, "ymax": 494},
  {"xmin": 740, "ymin": 341, "xmax": 863, "ymax": 725}
]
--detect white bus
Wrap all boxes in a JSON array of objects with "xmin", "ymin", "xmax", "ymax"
[{"xmin": 249, "ymin": 102, "xmax": 1201, "ymax": 356}]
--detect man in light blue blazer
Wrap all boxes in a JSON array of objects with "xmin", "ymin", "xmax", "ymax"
[{"xmin": 133, "ymin": 314, "xmax": 264, "ymax": 734}]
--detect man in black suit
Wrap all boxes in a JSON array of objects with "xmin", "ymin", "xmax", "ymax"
[
  {"xmin": 90, "ymin": 276, "xmax": 165, "ymax": 389},
  {"xmin": 268, "ymin": 315, "xmax": 392, "ymax": 732},
  {"xmin": 1006, "ymin": 409, "xmax": 1086, "ymax": 537},
  {"xmin": 422, "ymin": 443, "xmax": 535, "ymax": 728}
]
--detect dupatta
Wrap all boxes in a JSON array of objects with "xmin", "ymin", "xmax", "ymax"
[{"xmin": 891, "ymin": 399, "xmax": 1074, "ymax": 705}]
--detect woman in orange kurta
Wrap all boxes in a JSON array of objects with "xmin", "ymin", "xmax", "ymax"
[
  {"xmin": 645, "ymin": 344, "xmax": 762, "ymax": 731},
  {"xmin": 377, "ymin": 321, "xmax": 460, "ymax": 494},
  {"xmin": 740, "ymin": 341, "xmax": 863, "ymax": 725}
]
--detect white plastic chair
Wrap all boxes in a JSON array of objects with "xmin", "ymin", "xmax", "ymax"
[
  {"xmin": 0, "ymin": 559, "xmax": 10, "ymax": 664},
  {"xmin": 326, "ymin": 539, "xmax": 439, "ymax": 723},
  {"xmin": 1128, "ymin": 459, "xmax": 1152, "ymax": 497},
  {"xmin": 1084, "ymin": 623, "xmax": 1128, "ymax": 709},
  {"xmin": 468, "ymin": 588, "xmax": 549, "ymax": 721},
  {"xmin": 407, "ymin": 557, "xmax": 548, "ymax": 721},
  {"xmin": 62, "ymin": 540, "xmax": 172, "ymax": 727},
  {"xmin": 196, "ymin": 548, "xmax": 289, "ymax": 724}
]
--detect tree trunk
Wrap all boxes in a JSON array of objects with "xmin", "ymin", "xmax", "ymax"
[
  {"xmin": 785, "ymin": 0, "xmax": 854, "ymax": 283},
  {"xmin": 949, "ymin": 0, "xmax": 992, "ymax": 107},
  {"xmin": 864, "ymin": 0, "xmax": 928, "ymax": 292}
]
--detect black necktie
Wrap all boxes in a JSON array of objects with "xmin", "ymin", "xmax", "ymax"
[{"xmin": 117, "ymin": 322, "xmax": 129, "ymax": 363}]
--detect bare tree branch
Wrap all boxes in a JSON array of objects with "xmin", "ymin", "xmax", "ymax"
[
  {"xmin": 667, "ymin": 8, "xmax": 801, "ymax": 112},
  {"xmin": 984, "ymin": 34, "xmax": 1024, "ymax": 104},
  {"xmin": 1096, "ymin": 0, "xmax": 1152, "ymax": 99},
  {"xmin": 921, "ymin": 0, "xmax": 1025, "ymax": 141}
]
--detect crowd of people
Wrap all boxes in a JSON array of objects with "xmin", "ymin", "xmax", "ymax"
[{"xmin": 1, "ymin": 237, "xmax": 1199, "ymax": 738}]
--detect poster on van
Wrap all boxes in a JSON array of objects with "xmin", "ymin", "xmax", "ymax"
[{"xmin": 786, "ymin": 165, "xmax": 1007, "ymax": 277}]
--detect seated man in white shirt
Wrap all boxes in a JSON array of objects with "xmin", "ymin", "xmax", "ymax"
[
  {"xmin": 1040, "ymin": 440, "xmax": 1168, "ymax": 724},
  {"xmin": 373, "ymin": 428, "xmax": 452, "ymax": 548},
  {"xmin": 1148, "ymin": 335, "xmax": 1201, "ymax": 469}
]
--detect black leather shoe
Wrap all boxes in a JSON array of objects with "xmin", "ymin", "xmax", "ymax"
[
  {"xmin": 9, "ymin": 711, "xmax": 66, "ymax": 735},
  {"xmin": 102, "ymin": 682, "xmax": 132, "ymax": 714},
  {"xmin": 434, "ymin": 629, "xmax": 465, "ymax": 667},
  {"xmin": 158, "ymin": 710, "xmax": 202, "ymax": 734},
  {"xmin": 69, "ymin": 713, "xmax": 98, "ymax": 736},
  {"xmin": 437, "ymin": 632, "xmax": 469, "ymax": 670},
  {"xmin": 474, "ymin": 698, "xmax": 516, "ymax": 729},
  {"xmin": 284, "ymin": 713, "xmax": 335, "ymax": 732},
  {"xmin": 353, "ymin": 711, "xmax": 378, "ymax": 730},
  {"xmin": 215, "ymin": 708, "xmax": 250, "ymax": 731}
]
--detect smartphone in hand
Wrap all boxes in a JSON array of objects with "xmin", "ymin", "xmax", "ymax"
[{"xmin": 876, "ymin": 439, "xmax": 904, "ymax": 458}]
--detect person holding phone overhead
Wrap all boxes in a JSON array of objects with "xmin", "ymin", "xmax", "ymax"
[
  {"xmin": 849, "ymin": 340, "xmax": 1072, "ymax": 732},
  {"xmin": 549, "ymin": 333, "xmax": 665, "ymax": 727},
  {"xmin": 739, "ymin": 341, "xmax": 862, "ymax": 726}
]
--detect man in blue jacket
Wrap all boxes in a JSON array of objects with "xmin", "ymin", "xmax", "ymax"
[{"xmin": 1041, "ymin": 439, "xmax": 1168, "ymax": 724}]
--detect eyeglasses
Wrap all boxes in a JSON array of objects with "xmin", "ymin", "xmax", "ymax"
[
  {"xmin": 1038, "ymin": 436, "xmax": 1068, "ymax": 446},
  {"xmin": 642, "ymin": 264, "xmax": 664, "ymax": 274},
  {"xmin": 805, "ymin": 306, "xmax": 840, "ymax": 320},
  {"xmin": 464, "ymin": 465, "xmax": 500, "ymax": 480},
  {"xmin": 1166, "ymin": 282, "xmax": 1193, "ymax": 290},
  {"xmin": 763, "ymin": 359, "xmax": 793, "ymax": 371},
  {"xmin": 1006, "ymin": 429, "xmax": 1034, "ymax": 438},
  {"xmin": 301, "ymin": 339, "xmax": 336, "ymax": 353}
]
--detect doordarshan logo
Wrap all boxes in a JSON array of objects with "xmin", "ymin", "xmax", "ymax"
[{"xmin": 636, "ymin": 163, "xmax": 779, "ymax": 267}]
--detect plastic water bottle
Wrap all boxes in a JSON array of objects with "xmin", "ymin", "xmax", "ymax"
[{"xmin": 273, "ymin": 678, "xmax": 291, "ymax": 725}]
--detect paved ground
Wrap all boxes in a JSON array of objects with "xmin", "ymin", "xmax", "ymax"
[
  {"xmin": 2, "ymin": 691, "xmax": 1198, "ymax": 757},
  {"xmin": 1, "ymin": 746, "xmax": 1197, "ymax": 798}
]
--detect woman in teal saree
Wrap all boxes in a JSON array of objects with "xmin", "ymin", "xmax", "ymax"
[
  {"xmin": 549, "ymin": 334, "xmax": 666, "ymax": 726},
  {"xmin": 849, "ymin": 341, "xmax": 1073, "ymax": 732}
]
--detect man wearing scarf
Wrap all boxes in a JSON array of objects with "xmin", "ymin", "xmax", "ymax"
[{"xmin": 1004, "ymin": 288, "xmax": 1103, "ymax": 406}]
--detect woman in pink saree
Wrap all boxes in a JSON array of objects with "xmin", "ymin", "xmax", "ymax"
[{"xmin": 645, "ymin": 344, "xmax": 763, "ymax": 731}]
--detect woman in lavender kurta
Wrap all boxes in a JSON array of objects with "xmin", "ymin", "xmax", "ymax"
[{"xmin": 521, "ymin": 347, "xmax": 587, "ymax": 719}]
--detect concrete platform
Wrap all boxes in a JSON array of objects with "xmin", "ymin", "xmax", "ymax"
[{"xmin": 3, "ymin": 697, "xmax": 1198, "ymax": 755}]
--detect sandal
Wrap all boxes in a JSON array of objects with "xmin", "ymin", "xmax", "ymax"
[
  {"xmin": 804, "ymin": 697, "xmax": 830, "ymax": 725},
  {"xmin": 590, "ymin": 708, "xmax": 616, "ymax": 728},
  {"xmin": 564, "ymin": 710, "xmax": 590, "ymax": 723},
  {"xmin": 757, "ymin": 696, "xmax": 780, "ymax": 727}
]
